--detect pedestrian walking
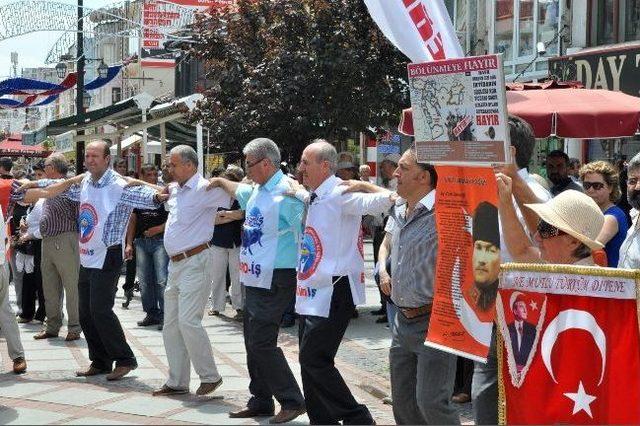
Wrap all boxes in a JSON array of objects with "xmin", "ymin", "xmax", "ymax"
[
  {"xmin": 0, "ymin": 204, "xmax": 27, "ymax": 374},
  {"xmin": 129, "ymin": 164, "xmax": 169, "ymax": 329},
  {"xmin": 294, "ymin": 140, "xmax": 395, "ymax": 425},
  {"xmin": 208, "ymin": 165, "xmax": 244, "ymax": 319},
  {"xmin": 151, "ymin": 145, "xmax": 229, "ymax": 397},
  {"xmin": 209, "ymin": 138, "xmax": 306, "ymax": 424},
  {"xmin": 16, "ymin": 153, "xmax": 82, "ymax": 341},
  {"xmin": 18, "ymin": 141, "xmax": 165, "ymax": 380}
]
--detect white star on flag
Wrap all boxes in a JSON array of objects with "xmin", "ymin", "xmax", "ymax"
[
  {"xmin": 529, "ymin": 300, "xmax": 538, "ymax": 311},
  {"xmin": 563, "ymin": 381, "xmax": 597, "ymax": 418}
]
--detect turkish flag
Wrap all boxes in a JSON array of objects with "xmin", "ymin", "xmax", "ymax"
[{"xmin": 498, "ymin": 285, "xmax": 640, "ymax": 424}]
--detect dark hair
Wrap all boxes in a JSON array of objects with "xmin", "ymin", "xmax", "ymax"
[
  {"xmin": 32, "ymin": 160, "xmax": 45, "ymax": 172},
  {"xmin": 547, "ymin": 150, "xmax": 570, "ymax": 164},
  {"xmin": 114, "ymin": 158, "xmax": 127, "ymax": 167},
  {"xmin": 508, "ymin": 115, "xmax": 536, "ymax": 169},
  {"xmin": 569, "ymin": 158, "xmax": 581, "ymax": 168},
  {"xmin": 126, "ymin": 170, "xmax": 138, "ymax": 178},
  {"xmin": 408, "ymin": 146, "xmax": 438, "ymax": 188},
  {"xmin": 0, "ymin": 157, "xmax": 13, "ymax": 172}
]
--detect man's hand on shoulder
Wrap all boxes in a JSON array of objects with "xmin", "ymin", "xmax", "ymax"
[
  {"xmin": 17, "ymin": 179, "xmax": 38, "ymax": 192},
  {"xmin": 207, "ymin": 177, "xmax": 224, "ymax": 191}
]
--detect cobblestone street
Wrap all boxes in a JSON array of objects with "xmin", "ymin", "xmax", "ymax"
[{"xmin": 0, "ymin": 241, "xmax": 472, "ymax": 424}]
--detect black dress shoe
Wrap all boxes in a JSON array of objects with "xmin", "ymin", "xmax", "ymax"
[
  {"xmin": 375, "ymin": 316, "xmax": 388, "ymax": 324},
  {"xmin": 229, "ymin": 408, "xmax": 275, "ymax": 418},
  {"xmin": 122, "ymin": 290, "xmax": 134, "ymax": 308},
  {"xmin": 137, "ymin": 316, "xmax": 161, "ymax": 327}
]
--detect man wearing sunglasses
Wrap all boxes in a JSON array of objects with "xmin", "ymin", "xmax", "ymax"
[{"xmin": 208, "ymin": 138, "xmax": 306, "ymax": 424}]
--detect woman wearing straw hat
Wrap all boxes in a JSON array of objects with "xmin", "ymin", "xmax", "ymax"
[{"xmin": 496, "ymin": 173, "xmax": 605, "ymax": 266}]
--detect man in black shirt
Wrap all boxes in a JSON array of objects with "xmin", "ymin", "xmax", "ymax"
[
  {"xmin": 546, "ymin": 150, "xmax": 584, "ymax": 196},
  {"xmin": 126, "ymin": 164, "xmax": 169, "ymax": 330}
]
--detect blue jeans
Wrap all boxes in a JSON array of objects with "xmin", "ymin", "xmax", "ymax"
[{"xmin": 135, "ymin": 236, "xmax": 169, "ymax": 321}]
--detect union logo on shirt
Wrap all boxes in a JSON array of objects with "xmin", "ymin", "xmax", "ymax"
[
  {"xmin": 78, "ymin": 203, "xmax": 98, "ymax": 244},
  {"xmin": 298, "ymin": 226, "xmax": 323, "ymax": 280},
  {"xmin": 241, "ymin": 206, "xmax": 264, "ymax": 255}
]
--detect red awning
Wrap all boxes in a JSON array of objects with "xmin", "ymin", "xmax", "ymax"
[
  {"xmin": 0, "ymin": 135, "xmax": 47, "ymax": 155},
  {"xmin": 399, "ymin": 81, "xmax": 640, "ymax": 139}
]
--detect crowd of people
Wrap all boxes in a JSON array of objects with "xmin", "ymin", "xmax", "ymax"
[{"xmin": 0, "ymin": 117, "xmax": 637, "ymax": 424}]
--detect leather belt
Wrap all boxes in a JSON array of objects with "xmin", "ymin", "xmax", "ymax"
[
  {"xmin": 170, "ymin": 243, "xmax": 211, "ymax": 263},
  {"xmin": 399, "ymin": 303, "xmax": 432, "ymax": 319}
]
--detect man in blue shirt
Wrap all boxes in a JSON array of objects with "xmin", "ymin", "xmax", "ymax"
[{"xmin": 209, "ymin": 138, "xmax": 306, "ymax": 424}]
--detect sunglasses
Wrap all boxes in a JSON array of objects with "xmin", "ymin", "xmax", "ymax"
[
  {"xmin": 536, "ymin": 220, "xmax": 566, "ymax": 239},
  {"xmin": 583, "ymin": 181, "xmax": 606, "ymax": 191}
]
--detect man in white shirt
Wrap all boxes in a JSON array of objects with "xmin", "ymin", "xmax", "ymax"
[
  {"xmin": 152, "ymin": 145, "xmax": 230, "ymax": 398},
  {"xmin": 0, "ymin": 206, "xmax": 27, "ymax": 373},
  {"xmin": 618, "ymin": 152, "xmax": 640, "ymax": 268},
  {"xmin": 295, "ymin": 140, "xmax": 395, "ymax": 424}
]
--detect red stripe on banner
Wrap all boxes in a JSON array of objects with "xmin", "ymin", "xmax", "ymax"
[{"xmin": 141, "ymin": 60, "xmax": 176, "ymax": 68}]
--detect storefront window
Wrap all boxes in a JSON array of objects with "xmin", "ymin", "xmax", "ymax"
[
  {"xmin": 496, "ymin": 0, "xmax": 515, "ymax": 59},
  {"xmin": 597, "ymin": 0, "xmax": 618, "ymax": 44},
  {"xmin": 538, "ymin": 0, "xmax": 559, "ymax": 55},
  {"xmin": 519, "ymin": 0, "xmax": 535, "ymax": 56},
  {"xmin": 625, "ymin": 0, "xmax": 640, "ymax": 40}
]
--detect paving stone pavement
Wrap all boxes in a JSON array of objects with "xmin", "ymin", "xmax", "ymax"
[{"xmin": 0, "ymin": 241, "xmax": 474, "ymax": 424}]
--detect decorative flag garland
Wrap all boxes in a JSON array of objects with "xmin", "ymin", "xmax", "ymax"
[{"xmin": 0, "ymin": 66, "xmax": 122, "ymax": 109}]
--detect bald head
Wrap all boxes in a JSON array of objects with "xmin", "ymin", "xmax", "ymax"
[
  {"xmin": 85, "ymin": 140, "xmax": 112, "ymax": 180},
  {"xmin": 300, "ymin": 139, "xmax": 337, "ymax": 190}
]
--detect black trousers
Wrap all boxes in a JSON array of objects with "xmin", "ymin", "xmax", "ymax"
[
  {"xmin": 123, "ymin": 248, "xmax": 136, "ymax": 292},
  {"xmin": 299, "ymin": 278, "xmax": 374, "ymax": 425},
  {"xmin": 79, "ymin": 246, "xmax": 137, "ymax": 370},
  {"xmin": 454, "ymin": 356, "xmax": 474, "ymax": 395},
  {"xmin": 373, "ymin": 227, "xmax": 387, "ymax": 313},
  {"xmin": 20, "ymin": 241, "xmax": 45, "ymax": 321},
  {"xmin": 244, "ymin": 269, "xmax": 305, "ymax": 411}
]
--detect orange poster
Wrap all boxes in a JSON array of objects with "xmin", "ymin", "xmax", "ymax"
[{"xmin": 425, "ymin": 165, "xmax": 499, "ymax": 362}]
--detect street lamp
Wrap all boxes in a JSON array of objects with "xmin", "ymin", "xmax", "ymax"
[
  {"xmin": 55, "ymin": 58, "xmax": 109, "ymax": 79},
  {"xmin": 82, "ymin": 91, "xmax": 91, "ymax": 109}
]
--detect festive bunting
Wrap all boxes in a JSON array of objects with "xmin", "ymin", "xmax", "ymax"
[{"xmin": 0, "ymin": 66, "xmax": 122, "ymax": 109}]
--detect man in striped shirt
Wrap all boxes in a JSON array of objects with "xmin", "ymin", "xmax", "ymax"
[
  {"xmin": 384, "ymin": 148, "xmax": 460, "ymax": 425},
  {"xmin": 16, "ymin": 153, "xmax": 82, "ymax": 342}
]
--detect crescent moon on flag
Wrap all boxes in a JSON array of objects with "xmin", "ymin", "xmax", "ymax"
[
  {"xmin": 509, "ymin": 291, "xmax": 524, "ymax": 311},
  {"xmin": 540, "ymin": 309, "xmax": 606, "ymax": 386}
]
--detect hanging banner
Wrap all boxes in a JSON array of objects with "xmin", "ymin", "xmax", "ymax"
[
  {"xmin": 363, "ymin": 0, "xmax": 463, "ymax": 63},
  {"xmin": 408, "ymin": 54, "xmax": 510, "ymax": 165},
  {"xmin": 425, "ymin": 165, "xmax": 499, "ymax": 362},
  {"xmin": 497, "ymin": 264, "xmax": 640, "ymax": 424},
  {"xmin": 55, "ymin": 131, "xmax": 75, "ymax": 154}
]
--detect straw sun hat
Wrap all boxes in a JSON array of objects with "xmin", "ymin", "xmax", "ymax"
[{"xmin": 524, "ymin": 189, "xmax": 604, "ymax": 250}]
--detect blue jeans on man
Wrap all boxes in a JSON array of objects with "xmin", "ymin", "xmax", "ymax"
[{"xmin": 135, "ymin": 235, "xmax": 169, "ymax": 322}]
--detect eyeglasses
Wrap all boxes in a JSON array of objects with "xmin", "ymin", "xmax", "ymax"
[
  {"xmin": 245, "ymin": 158, "xmax": 265, "ymax": 169},
  {"xmin": 583, "ymin": 181, "xmax": 606, "ymax": 191},
  {"xmin": 536, "ymin": 220, "xmax": 566, "ymax": 239}
]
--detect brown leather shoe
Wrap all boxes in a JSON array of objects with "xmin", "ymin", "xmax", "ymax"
[
  {"xmin": 76, "ymin": 366, "xmax": 111, "ymax": 377},
  {"xmin": 33, "ymin": 330, "xmax": 58, "ymax": 340},
  {"xmin": 106, "ymin": 365, "xmax": 137, "ymax": 381},
  {"xmin": 12, "ymin": 357, "xmax": 27, "ymax": 374},
  {"xmin": 229, "ymin": 407, "xmax": 275, "ymax": 418},
  {"xmin": 269, "ymin": 407, "xmax": 306, "ymax": 424},
  {"xmin": 152, "ymin": 384, "xmax": 189, "ymax": 396},
  {"xmin": 195, "ymin": 378, "xmax": 223, "ymax": 396},
  {"xmin": 65, "ymin": 331, "xmax": 81, "ymax": 341}
]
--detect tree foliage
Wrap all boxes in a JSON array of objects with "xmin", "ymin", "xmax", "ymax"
[{"xmin": 190, "ymin": 0, "xmax": 410, "ymax": 158}]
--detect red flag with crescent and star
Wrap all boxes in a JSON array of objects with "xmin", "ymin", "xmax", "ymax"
[{"xmin": 498, "ymin": 264, "xmax": 640, "ymax": 424}]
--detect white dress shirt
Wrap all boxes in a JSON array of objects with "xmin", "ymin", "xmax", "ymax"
[
  {"xmin": 25, "ymin": 199, "xmax": 45, "ymax": 240},
  {"xmin": 164, "ymin": 173, "xmax": 231, "ymax": 256},
  {"xmin": 311, "ymin": 175, "xmax": 394, "ymax": 276}
]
